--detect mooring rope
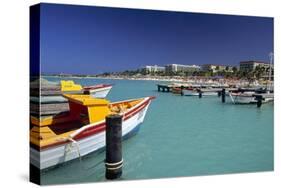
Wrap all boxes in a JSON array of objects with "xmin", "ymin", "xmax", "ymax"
[
  {"xmin": 229, "ymin": 92, "xmax": 236, "ymax": 104},
  {"xmin": 67, "ymin": 137, "xmax": 82, "ymax": 162}
]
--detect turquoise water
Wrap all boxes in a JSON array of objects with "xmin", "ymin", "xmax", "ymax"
[{"xmin": 40, "ymin": 77, "xmax": 274, "ymax": 185}]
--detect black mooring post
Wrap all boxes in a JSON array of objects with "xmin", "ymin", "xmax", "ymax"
[
  {"xmin": 256, "ymin": 95, "xmax": 263, "ymax": 108},
  {"xmin": 157, "ymin": 85, "xmax": 160, "ymax": 92},
  {"xmin": 105, "ymin": 114, "xmax": 123, "ymax": 180},
  {"xmin": 181, "ymin": 86, "xmax": 184, "ymax": 96},
  {"xmin": 198, "ymin": 89, "xmax": 202, "ymax": 98},
  {"xmin": 222, "ymin": 89, "xmax": 225, "ymax": 103},
  {"xmin": 218, "ymin": 91, "xmax": 221, "ymax": 97}
]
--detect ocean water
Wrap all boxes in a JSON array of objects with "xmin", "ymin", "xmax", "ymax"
[{"xmin": 40, "ymin": 77, "xmax": 274, "ymax": 185}]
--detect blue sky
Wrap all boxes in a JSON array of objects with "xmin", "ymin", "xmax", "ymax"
[{"xmin": 40, "ymin": 3, "xmax": 273, "ymax": 74}]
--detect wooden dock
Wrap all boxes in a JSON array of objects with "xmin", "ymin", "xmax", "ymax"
[
  {"xmin": 157, "ymin": 84, "xmax": 173, "ymax": 92},
  {"xmin": 157, "ymin": 83, "xmax": 238, "ymax": 93},
  {"xmin": 30, "ymin": 78, "xmax": 70, "ymax": 116},
  {"xmin": 30, "ymin": 102, "xmax": 69, "ymax": 116}
]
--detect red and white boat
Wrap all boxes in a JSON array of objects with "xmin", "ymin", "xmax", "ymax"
[
  {"xmin": 83, "ymin": 84, "xmax": 113, "ymax": 98},
  {"xmin": 40, "ymin": 84, "xmax": 113, "ymax": 104},
  {"xmin": 182, "ymin": 88, "xmax": 218, "ymax": 96},
  {"xmin": 30, "ymin": 94, "xmax": 155, "ymax": 169}
]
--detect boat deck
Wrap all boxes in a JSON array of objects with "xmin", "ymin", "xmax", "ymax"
[{"xmin": 48, "ymin": 120, "xmax": 84, "ymax": 135}]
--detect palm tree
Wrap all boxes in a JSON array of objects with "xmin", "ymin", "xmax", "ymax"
[
  {"xmin": 254, "ymin": 65, "xmax": 266, "ymax": 80},
  {"xmin": 215, "ymin": 66, "xmax": 220, "ymax": 72}
]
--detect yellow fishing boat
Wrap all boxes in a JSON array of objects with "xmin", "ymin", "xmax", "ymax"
[{"xmin": 30, "ymin": 94, "xmax": 155, "ymax": 169}]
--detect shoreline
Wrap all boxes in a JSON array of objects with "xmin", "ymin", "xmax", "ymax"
[{"xmin": 42, "ymin": 75, "xmax": 273, "ymax": 88}]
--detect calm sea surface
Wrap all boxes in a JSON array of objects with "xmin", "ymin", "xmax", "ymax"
[{"xmin": 41, "ymin": 77, "xmax": 274, "ymax": 185}]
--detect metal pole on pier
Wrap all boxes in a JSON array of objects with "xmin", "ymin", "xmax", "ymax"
[
  {"xmin": 269, "ymin": 52, "xmax": 273, "ymax": 82},
  {"xmin": 255, "ymin": 95, "xmax": 263, "ymax": 108},
  {"xmin": 218, "ymin": 90, "xmax": 221, "ymax": 97},
  {"xmin": 198, "ymin": 89, "xmax": 202, "ymax": 98},
  {"xmin": 221, "ymin": 89, "xmax": 225, "ymax": 103},
  {"xmin": 181, "ymin": 85, "xmax": 184, "ymax": 96},
  {"xmin": 105, "ymin": 114, "xmax": 123, "ymax": 180},
  {"xmin": 268, "ymin": 52, "xmax": 273, "ymax": 91}
]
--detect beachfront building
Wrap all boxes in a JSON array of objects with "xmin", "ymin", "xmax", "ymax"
[
  {"xmin": 201, "ymin": 64, "xmax": 234, "ymax": 73},
  {"xmin": 239, "ymin": 61, "xmax": 271, "ymax": 72},
  {"xmin": 165, "ymin": 64, "xmax": 200, "ymax": 74},
  {"xmin": 142, "ymin": 65, "xmax": 165, "ymax": 74}
]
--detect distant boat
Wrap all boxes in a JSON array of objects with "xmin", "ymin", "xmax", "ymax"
[
  {"xmin": 228, "ymin": 89, "xmax": 273, "ymax": 104},
  {"xmin": 171, "ymin": 87, "xmax": 182, "ymax": 94},
  {"xmin": 30, "ymin": 94, "xmax": 155, "ymax": 170},
  {"xmin": 182, "ymin": 88, "xmax": 218, "ymax": 96},
  {"xmin": 30, "ymin": 79, "xmax": 113, "ymax": 116},
  {"xmin": 38, "ymin": 83, "xmax": 113, "ymax": 103},
  {"xmin": 30, "ymin": 79, "xmax": 113, "ymax": 104},
  {"xmin": 228, "ymin": 52, "xmax": 274, "ymax": 104}
]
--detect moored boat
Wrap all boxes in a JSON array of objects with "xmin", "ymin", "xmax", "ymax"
[
  {"xmin": 171, "ymin": 87, "xmax": 182, "ymax": 94},
  {"xmin": 182, "ymin": 88, "xmax": 218, "ymax": 96},
  {"xmin": 228, "ymin": 52, "xmax": 274, "ymax": 104},
  {"xmin": 31, "ymin": 80, "xmax": 113, "ymax": 104},
  {"xmin": 229, "ymin": 90, "xmax": 274, "ymax": 104},
  {"xmin": 30, "ymin": 94, "xmax": 155, "ymax": 169},
  {"xmin": 30, "ymin": 79, "xmax": 113, "ymax": 116},
  {"xmin": 228, "ymin": 91, "xmax": 256, "ymax": 104},
  {"xmin": 83, "ymin": 84, "xmax": 113, "ymax": 98}
]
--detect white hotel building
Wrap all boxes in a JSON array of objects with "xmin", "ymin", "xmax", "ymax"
[
  {"xmin": 165, "ymin": 64, "xmax": 201, "ymax": 74},
  {"xmin": 142, "ymin": 65, "xmax": 165, "ymax": 73}
]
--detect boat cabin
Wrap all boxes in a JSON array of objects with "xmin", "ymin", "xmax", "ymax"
[{"xmin": 60, "ymin": 80, "xmax": 83, "ymax": 92}]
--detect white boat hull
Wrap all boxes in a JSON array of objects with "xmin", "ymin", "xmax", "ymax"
[
  {"xmin": 231, "ymin": 95, "xmax": 256, "ymax": 104},
  {"xmin": 182, "ymin": 89, "xmax": 217, "ymax": 96},
  {"xmin": 88, "ymin": 86, "xmax": 112, "ymax": 98},
  {"xmin": 229, "ymin": 92, "xmax": 274, "ymax": 104},
  {"xmin": 30, "ymin": 97, "xmax": 152, "ymax": 170},
  {"xmin": 31, "ymin": 86, "xmax": 112, "ymax": 103}
]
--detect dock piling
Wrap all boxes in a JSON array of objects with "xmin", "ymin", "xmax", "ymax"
[
  {"xmin": 221, "ymin": 89, "xmax": 225, "ymax": 103},
  {"xmin": 105, "ymin": 114, "xmax": 123, "ymax": 180},
  {"xmin": 157, "ymin": 84, "xmax": 172, "ymax": 93},
  {"xmin": 255, "ymin": 95, "xmax": 263, "ymax": 108},
  {"xmin": 218, "ymin": 91, "xmax": 221, "ymax": 97},
  {"xmin": 181, "ymin": 86, "xmax": 184, "ymax": 96},
  {"xmin": 198, "ymin": 89, "xmax": 202, "ymax": 98}
]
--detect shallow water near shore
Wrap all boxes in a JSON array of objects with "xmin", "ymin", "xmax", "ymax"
[{"xmin": 40, "ymin": 77, "xmax": 273, "ymax": 185}]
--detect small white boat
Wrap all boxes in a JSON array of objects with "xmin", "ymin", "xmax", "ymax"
[
  {"xmin": 83, "ymin": 84, "xmax": 113, "ymax": 98},
  {"xmin": 182, "ymin": 89, "xmax": 218, "ymax": 96},
  {"xmin": 30, "ymin": 94, "xmax": 155, "ymax": 169},
  {"xmin": 31, "ymin": 80, "xmax": 113, "ymax": 104},
  {"xmin": 229, "ymin": 91, "xmax": 274, "ymax": 104},
  {"xmin": 39, "ymin": 84, "xmax": 113, "ymax": 103},
  {"xmin": 229, "ymin": 53, "xmax": 274, "ymax": 104},
  {"xmin": 229, "ymin": 91, "xmax": 256, "ymax": 104}
]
